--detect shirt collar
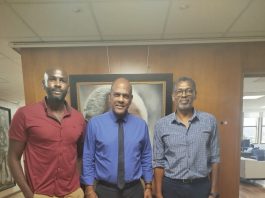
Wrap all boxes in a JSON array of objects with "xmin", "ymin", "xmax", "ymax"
[
  {"xmin": 109, "ymin": 110, "xmax": 129, "ymax": 123},
  {"xmin": 171, "ymin": 108, "xmax": 199, "ymax": 124}
]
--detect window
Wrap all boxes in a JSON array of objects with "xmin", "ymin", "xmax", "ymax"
[
  {"xmin": 243, "ymin": 114, "xmax": 259, "ymax": 144},
  {"xmin": 261, "ymin": 117, "xmax": 265, "ymax": 143}
]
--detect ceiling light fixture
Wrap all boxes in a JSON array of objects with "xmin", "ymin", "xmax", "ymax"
[
  {"xmin": 72, "ymin": 8, "xmax": 81, "ymax": 13},
  {"xmin": 243, "ymin": 95, "xmax": 265, "ymax": 100},
  {"xmin": 179, "ymin": 4, "xmax": 190, "ymax": 10}
]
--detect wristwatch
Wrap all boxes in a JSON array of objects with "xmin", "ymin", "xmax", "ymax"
[
  {"xmin": 144, "ymin": 182, "xmax": 152, "ymax": 190},
  {"xmin": 209, "ymin": 192, "xmax": 220, "ymax": 198}
]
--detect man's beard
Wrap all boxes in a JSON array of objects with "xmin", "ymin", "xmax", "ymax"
[{"xmin": 47, "ymin": 89, "xmax": 67, "ymax": 103}]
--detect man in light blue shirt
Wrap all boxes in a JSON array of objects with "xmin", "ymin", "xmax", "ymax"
[
  {"xmin": 81, "ymin": 78, "xmax": 152, "ymax": 198},
  {"xmin": 153, "ymin": 76, "xmax": 220, "ymax": 198}
]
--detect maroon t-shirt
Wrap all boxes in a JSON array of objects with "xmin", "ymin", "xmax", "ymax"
[{"xmin": 9, "ymin": 100, "xmax": 85, "ymax": 196}]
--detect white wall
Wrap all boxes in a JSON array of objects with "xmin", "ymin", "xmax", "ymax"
[
  {"xmin": 0, "ymin": 100, "xmax": 24, "ymax": 117},
  {"xmin": 0, "ymin": 100, "xmax": 23, "ymax": 197}
]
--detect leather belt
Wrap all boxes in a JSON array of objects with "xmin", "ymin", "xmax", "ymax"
[
  {"xmin": 165, "ymin": 176, "xmax": 209, "ymax": 184},
  {"xmin": 97, "ymin": 179, "xmax": 140, "ymax": 189}
]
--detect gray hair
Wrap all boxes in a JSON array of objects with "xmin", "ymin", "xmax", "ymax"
[{"xmin": 173, "ymin": 76, "xmax": 197, "ymax": 93}]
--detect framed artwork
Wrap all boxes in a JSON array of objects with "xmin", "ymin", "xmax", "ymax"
[
  {"xmin": 0, "ymin": 106, "xmax": 15, "ymax": 191},
  {"xmin": 70, "ymin": 73, "xmax": 173, "ymax": 142}
]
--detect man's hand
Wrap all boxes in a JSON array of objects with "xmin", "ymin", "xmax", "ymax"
[
  {"xmin": 25, "ymin": 192, "xmax": 34, "ymax": 198},
  {"xmin": 154, "ymin": 193, "xmax": 163, "ymax": 198},
  {"xmin": 144, "ymin": 188, "xmax": 152, "ymax": 198},
  {"xmin": 84, "ymin": 190, "xmax": 98, "ymax": 198},
  {"xmin": 84, "ymin": 185, "xmax": 98, "ymax": 198},
  {"xmin": 208, "ymin": 192, "xmax": 220, "ymax": 198}
]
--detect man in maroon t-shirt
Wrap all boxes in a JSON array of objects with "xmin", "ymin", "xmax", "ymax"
[{"xmin": 8, "ymin": 68, "xmax": 85, "ymax": 198}]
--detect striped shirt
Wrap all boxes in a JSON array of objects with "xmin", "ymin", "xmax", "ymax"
[{"xmin": 153, "ymin": 110, "xmax": 220, "ymax": 179}]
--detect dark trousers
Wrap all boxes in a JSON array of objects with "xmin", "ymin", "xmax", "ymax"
[
  {"xmin": 162, "ymin": 176, "xmax": 211, "ymax": 198},
  {"xmin": 95, "ymin": 180, "xmax": 144, "ymax": 198}
]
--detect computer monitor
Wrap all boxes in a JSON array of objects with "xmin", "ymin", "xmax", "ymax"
[{"xmin": 241, "ymin": 139, "xmax": 250, "ymax": 151}]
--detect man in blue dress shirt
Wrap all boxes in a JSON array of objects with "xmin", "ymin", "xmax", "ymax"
[
  {"xmin": 81, "ymin": 77, "xmax": 153, "ymax": 198},
  {"xmin": 153, "ymin": 76, "xmax": 220, "ymax": 198}
]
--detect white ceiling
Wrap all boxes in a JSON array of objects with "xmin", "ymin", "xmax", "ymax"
[
  {"xmin": 243, "ymin": 77, "xmax": 265, "ymax": 112},
  {"xmin": 0, "ymin": 0, "xmax": 265, "ymax": 107}
]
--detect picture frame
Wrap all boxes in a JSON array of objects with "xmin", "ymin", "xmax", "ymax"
[
  {"xmin": 69, "ymin": 73, "xmax": 173, "ymax": 141},
  {"xmin": 0, "ymin": 106, "xmax": 15, "ymax": 191}
]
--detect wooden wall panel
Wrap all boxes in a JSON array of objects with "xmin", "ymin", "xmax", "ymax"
[
  {"xmin": 21, "ymin": 47, "xmax": 109, "ymax": 104},
  {"xmin": 20, "ymin": 42, "xmax": 265, "ymax": 198},
  {"xmin": 108, "ymin": 46, "xmax": 149, "ymax": 73},
  {"xmin": 241, "ymin": 42, "xmax": 265, "ymax": 75}
]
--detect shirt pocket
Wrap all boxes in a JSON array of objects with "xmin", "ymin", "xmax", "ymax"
[{"xmin": 200, "ymin": 129, "xmax": 212, "ymax": 146}]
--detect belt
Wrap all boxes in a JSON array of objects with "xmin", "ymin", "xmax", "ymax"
[
  {"xmin": 97, "ymin": 179, "xmax": 140, "ymax": 189},
  {"xmin": 165, "ymin": 176, "xmax": 209, "ymax": 184}
]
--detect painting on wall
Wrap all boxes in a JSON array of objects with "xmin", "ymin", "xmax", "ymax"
[
  {"xmin": 69, "ymin": 73, "xmax": 173, "ymax": 143},
  {"xmin": 0, "ymin": 106, "xmax": 15, "ymax": 191}
]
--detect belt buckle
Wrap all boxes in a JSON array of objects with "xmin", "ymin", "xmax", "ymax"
[{"xmin": 182, "ymin": 179, "xmax": 192, "ymax": 184}]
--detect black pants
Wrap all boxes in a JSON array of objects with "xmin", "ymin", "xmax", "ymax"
[
  {"xmin": 162, "ymin": 176, "xmax": 211, "ymax": 198},
  {"xmin": 95, "ymin": 180, "xmax": 144, "ymax": 198}
]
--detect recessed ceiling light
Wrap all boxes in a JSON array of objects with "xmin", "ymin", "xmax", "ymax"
[
  {"xmin": 261, "ymin": 106, "xmax": 265, "ymax": 109},
  {"xmin": 179, "ymin": 4, "xmax": 190, "ymax": 10},
  {"xmin": 243, "ymin": 95, "xmax": 265, "ymax": 99},
  {"xmin": 72, "ymin": 8, "xmax": 81, "ymax": 13}
]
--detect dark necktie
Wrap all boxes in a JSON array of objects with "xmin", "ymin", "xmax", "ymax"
[{"xmin": 117, "ymin": 119, "xmax": 125, "ymax": 189}]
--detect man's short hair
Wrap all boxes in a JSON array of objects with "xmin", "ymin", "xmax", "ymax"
[{"xmin": 173, "ymin": 76, "xmax": 197, "ymax": 92}]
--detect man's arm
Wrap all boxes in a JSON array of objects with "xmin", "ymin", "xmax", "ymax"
[
  {"xmin": 81, "ymin": 121, "xmax": 97, "ymax": 198},
  {"xmin": 141, "ymin": 124, "xmax": 153, "ymax": 198},
  {"xmin": 209, "ymin": 163, "xmax": 219, "ymax": 197},
  {"xmin": 209, "ymin": 116, "xmax": 220, "ymax": 197},
  {"xmin": 153, "ymin": 121, "xmax": 165, "ymax": 198},
  {"xmin": 8, "ymin": 139, "xmax": 33, "ymax": 198},
  {"xmin": 141, "ymin": 124, "xmax": 153, "ymax": 182},
  {"xmin": 154, "ymin": 167, "xmax": 164, "ymax": 198}
]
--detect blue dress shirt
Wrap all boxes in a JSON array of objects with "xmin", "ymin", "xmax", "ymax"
[
  {"xmin": 153, "ymin": 110, "xmax": 220, "ymax": 179},
  {"xmin": 81, "ymin": 110, "xmax": 152, "ymax": 185}
]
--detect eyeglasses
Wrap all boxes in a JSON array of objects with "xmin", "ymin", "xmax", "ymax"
[{"xmin": 174, "ymin": 89, "xmax": 194, "ymax": 96}]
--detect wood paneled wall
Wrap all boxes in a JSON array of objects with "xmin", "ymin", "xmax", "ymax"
[
  {"xmin": 20, "ymin": 41, "xmax": 265, "ymax": 198},
  {"xmin": 241, "ymin": 42, "xmax": 265, "ymax": 76}
]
